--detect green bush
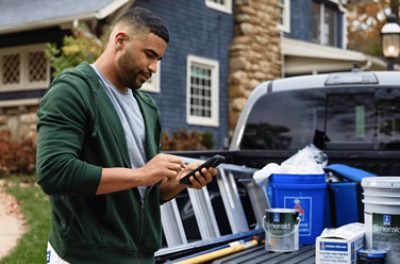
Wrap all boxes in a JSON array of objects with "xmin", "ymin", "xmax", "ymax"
[{"xmin": 45, "ymin": 24, "xmax": 107, "ymax": 77}]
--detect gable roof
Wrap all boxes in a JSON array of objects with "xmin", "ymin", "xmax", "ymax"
[{"xmin": 0, "ymin": 0, "xmax": 133, "ymax": 34}]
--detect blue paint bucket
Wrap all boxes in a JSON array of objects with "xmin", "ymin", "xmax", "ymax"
[{"xmin": 268, "ymin": 173, "xmax": 327, "ymax": 245}]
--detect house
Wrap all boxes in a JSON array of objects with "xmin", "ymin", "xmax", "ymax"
[
  {"xmin": 0, "ymin": 0, "xmax": 390, "ymax": 149},
  {"xmin": 0, "ymin": 0, "xmax": 133, "ymax": 141},
  {"xmin": 281, "ymin": 0, "xmax": 387, "ymax": 76},
  {"xmin": 0, "ymin": 0, "xmax": 233, "ymax": 149},
  {"xmin": 227, "ymin": 0, "xmax": 390, "ymax": 132}
]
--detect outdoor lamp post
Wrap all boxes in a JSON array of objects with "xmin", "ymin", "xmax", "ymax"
[{"xmin": 381, "ymin": 14, "xmax": 400, "ymax": 71}]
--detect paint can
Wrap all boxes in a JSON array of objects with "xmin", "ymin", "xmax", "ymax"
[
  {"xmin": 362, "ymin": 177, "xmax": 400, "ymax": 264},
  {"xmin": 263, "ymin": 208, "xmax": 300, "ymax": 252}
]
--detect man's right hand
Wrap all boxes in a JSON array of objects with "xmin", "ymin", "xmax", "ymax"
[{"xmin": 136, "ymin": 154, "xmax": 185, "ymax": 186}]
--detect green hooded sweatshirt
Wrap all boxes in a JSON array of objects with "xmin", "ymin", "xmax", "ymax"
[{"xmin": 36, "ymin": 62, "xmax": 163, "ymax": 264}]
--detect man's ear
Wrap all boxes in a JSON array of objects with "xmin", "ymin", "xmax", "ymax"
[{"xmin": 114, "ymin": 32, "xmax": 129, "ymax": 50}]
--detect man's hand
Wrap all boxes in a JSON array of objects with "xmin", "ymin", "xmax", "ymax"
[
  {"xmin": 137, "ymin": 153, "xmax": 185, "ymax": 186},
  {"xmin": 179, "ymin": 163, "xmax": 218, "ymax": 189},
  {"xmin": 159, "ymin": 161, "xmax": 218, "ymax": 201}
]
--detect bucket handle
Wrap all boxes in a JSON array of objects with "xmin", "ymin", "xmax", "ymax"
[{"xmin": 263, "ymin": 215, "xmax": 301, "ymax": 238}]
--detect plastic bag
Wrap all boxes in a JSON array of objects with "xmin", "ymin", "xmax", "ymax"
[{"xmin": 280, "ymin": 144, "xmax": 327, "ymax": 174}]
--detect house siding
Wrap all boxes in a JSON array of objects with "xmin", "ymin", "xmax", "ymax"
[
  {"xmin": 134, "ymin": 0, "xmax": 234, "ymax": 149},
  {"xmin": 285, "ymin": 0, "xmax": 312, "ymax": 42},
  {"xmin": 285, "ymin": 0, "xmax": 343, "ymax": 48}
]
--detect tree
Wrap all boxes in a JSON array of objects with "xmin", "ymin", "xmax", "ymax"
[
  {"xmin": 347, "ymin": 0, "xmax": 392, "ymax": 57},
  {"xmin": 45, "ymin": 23, "xmax": 109, "ymax": 77}
]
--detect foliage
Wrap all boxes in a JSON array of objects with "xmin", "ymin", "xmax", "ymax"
[
  {"xmin": 162, "ymin": 129, "xmax": 214, "ymax": 150},
  {"xmin": 0, "ymin": 176, "xmax": 50, "ymax": 264},
  {"xmin": 0, "ymin": 130, "xmax": 36, "ymax": 176},
  {"xmin": 347, "ymin": 0, "xmax": 391, "ymax": 57},
  {"xmin": 45, "ymin": 23, "xmax": 107, "ymax": 77}
]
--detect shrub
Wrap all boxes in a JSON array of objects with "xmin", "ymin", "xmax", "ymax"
[
  {"xmin": 162, "ymin": 129, "xmax": 214, "ymax": 151},
  {"xmin": 45, "ymin": 23, "xmax": 108, "ymax": 77},
  {"xmin": 0, "ymin": 130, "xmax": 36, "ymax": 176}
]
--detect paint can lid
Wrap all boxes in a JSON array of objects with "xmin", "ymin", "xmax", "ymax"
[
  {"xmin": 265, "ymin": 208, "xmax": 298, "ymax": 214},
  {"xmin": 361, "ymin": 177, "xmax": 400, "ymax": 189},
  {"xmin": 358, "ymin": 249, "xmax": 386, "ymax": 259}
]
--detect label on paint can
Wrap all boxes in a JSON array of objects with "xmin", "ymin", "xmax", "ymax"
[{"xmin": 371, "ymin": 213, "xmax": 400, "ymax": 264}]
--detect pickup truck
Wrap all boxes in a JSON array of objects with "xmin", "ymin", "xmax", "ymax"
[
  {"xmin": 156, "ymin": 71, "xmax": 400, "ymax": 263},
  {"xmin": 177, "ymin": 70, "xmax": 400, "ymax": 176}
]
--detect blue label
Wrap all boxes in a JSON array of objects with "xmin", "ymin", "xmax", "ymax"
[
  {"xmin": 383, "ymin": 215, "xmax": 391, "ymax": 226},
  {"xmin": 284, "ymin": 196, "xmax": 312, "ymax": 236},
  {"xmin": 320, "ymin": 242, "xmax": 348, "ymax": 252},
  {"xmin": 273, "ymin": 213, "xmax": 280, "ymax": 222}
]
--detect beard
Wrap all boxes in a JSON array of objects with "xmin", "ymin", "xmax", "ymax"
[{"xmin": 116, "ymin": 50, "xmax": 151, "ymax": 90}]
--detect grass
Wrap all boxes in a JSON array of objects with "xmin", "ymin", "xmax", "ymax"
[{"xmin": 0, "ymin": 175, "xmax": 50, "ymax": 264}]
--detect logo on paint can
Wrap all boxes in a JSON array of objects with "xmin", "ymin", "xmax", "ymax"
[
  {"xmin": 383, "ymin": 215, "xmax": 391, "ymax": 226},
  {"xmin": 273, "ymin": 213, "xmax": 280, "ymax": 222}
]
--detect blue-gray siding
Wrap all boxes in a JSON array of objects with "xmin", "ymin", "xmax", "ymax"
[
  {"xmin": 134, "ymin": 0, "xmax": 234, "ymax": 149},
  {"xmin": 286, "ymin": 0, "xmax": 343, "ymax": 48}
]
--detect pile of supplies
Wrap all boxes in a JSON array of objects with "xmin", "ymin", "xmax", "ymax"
[{"xmin": 252, "ymin": 144, "xmax": 399, "ymax": 264}]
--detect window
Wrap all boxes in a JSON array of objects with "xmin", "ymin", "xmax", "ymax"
[
  {"xmin": 325, "ymin": 92, "xmax": 376, "ymax": 149},
  {"xmin": 279, "ymin": 0, "xmax": 291, "ymax": 33},
  {"xmin": 240, "ymin": 89, "xmax": 325, "ymax": 150},
  {"xmin": 312, "ymin": 1, "xmax": 337, "ymax": 46},
  {"xmin": 0, "ymin": 44, "xmax": 50, "ymax": 91},
  {"xmin": 376, "ymin": 88, "xmax": 400, "ymax": 150},
  {"xmin": 205, "ymin": 0, "xmax": 232, "ymax": 14},
  {"xmin": 186, "ymin": 55, "xmax": 219, "ymax": 127},
  {"xmin": 141, "ymin": 61, "xmax": 160, "ymax": 93}
]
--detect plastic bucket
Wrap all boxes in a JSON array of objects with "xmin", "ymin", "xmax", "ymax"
[
  {"xmin": 263, "ymin": 208, "xmax": 300, "ymax": 252},
  {"xmin": 269, "ymin": 173, "xmax": 327, "ymax": 245},
  {"xmin": 362, "ymin": 177, "xmax": 400, "ymax": 264}
]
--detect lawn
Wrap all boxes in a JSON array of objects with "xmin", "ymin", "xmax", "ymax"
[{"xmin": 0, "ymin": 175, "xmax": 50, "ymax": 264}]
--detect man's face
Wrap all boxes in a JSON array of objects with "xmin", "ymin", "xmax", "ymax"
[{"xmin": 116, "ymin": 33, "xmax": 167, "ymax": 90}]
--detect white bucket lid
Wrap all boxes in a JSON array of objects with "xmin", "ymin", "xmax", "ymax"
[{"xmin": 361, "ymin": 177, "xmax": 400, "ymax": 189}]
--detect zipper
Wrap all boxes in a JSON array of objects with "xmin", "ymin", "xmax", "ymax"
[
  {"xmin": 136, "ymin": 199, "xmax": 145, "ymax": 264},
  {"xmin": 138, "ymin": 199, "xmax": 145, "ymax": 244}
]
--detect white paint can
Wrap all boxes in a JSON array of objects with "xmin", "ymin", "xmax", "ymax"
[{"xmin": 362, "ymin": 177, "xmax": 400, "ymax": 264}]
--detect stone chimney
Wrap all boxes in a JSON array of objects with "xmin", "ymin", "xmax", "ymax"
[{"xmin": 228, "ymin": 0, "xmax": 282, "ymax": 135}]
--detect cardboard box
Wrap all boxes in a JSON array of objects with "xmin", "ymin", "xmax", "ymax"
[{"xmin": 316, "ymin": 223, "xmax": 365, "ymax": 264}]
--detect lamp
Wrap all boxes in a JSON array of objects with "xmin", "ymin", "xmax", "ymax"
[{"xmin": 381, "ymin": 14, "xmax": 400, "ymax": 70}]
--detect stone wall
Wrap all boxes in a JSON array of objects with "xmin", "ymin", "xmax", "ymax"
[
  {"xmin": 228, "ymin": 0, "xmax": 282, "ymax": 135},
  {"xmin": 0, "ymin": 106, "xmax": 38, "ymax": 142}
]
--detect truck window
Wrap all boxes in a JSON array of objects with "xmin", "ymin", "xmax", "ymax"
[
  {"xmin": 325, "ymin": 92, "xmax": 375, "ymax": 150},
  {"xmin": 376, "ymin": 87, "xmax": 400, "ymax": 150},
  {"xmin": 240, "ymin": 89, "xmax": 325, "ymax": 150}
]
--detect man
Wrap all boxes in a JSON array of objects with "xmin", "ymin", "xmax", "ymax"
[{"xmin": 36, "ymin": 7, "xmax": 217, "ymax": 264}]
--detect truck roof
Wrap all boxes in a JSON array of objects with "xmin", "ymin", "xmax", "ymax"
[{"xmin": 256, "ymin": 71, "xmax": 400, "ymax": 93}]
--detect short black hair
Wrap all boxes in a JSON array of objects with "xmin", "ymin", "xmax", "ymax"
[{"xmin": 118, "ymin": 7, "xmax": 169, "ymax": 43}]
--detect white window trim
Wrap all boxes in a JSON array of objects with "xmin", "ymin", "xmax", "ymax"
[
  {"xmin": 0, "ymin": 43, "xmax": 50, "ymax": 92},
  {"xmin": 278, "ymin": 0, "xmax": 291, "ymax": 33},
  {"xmin": 205, "ymin": 0, "xmax": 232, "ymax": 14},
  {"xmin": 186, "ymin": 55, "xmax": 219, "ymax": 127},
  {"xmin": 140, "ymin": 61, "xmax": 161, "ymax": 93},
  {"xmin": 317, "ymin": 2, "xmax": 337, "ymax": 46}
]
